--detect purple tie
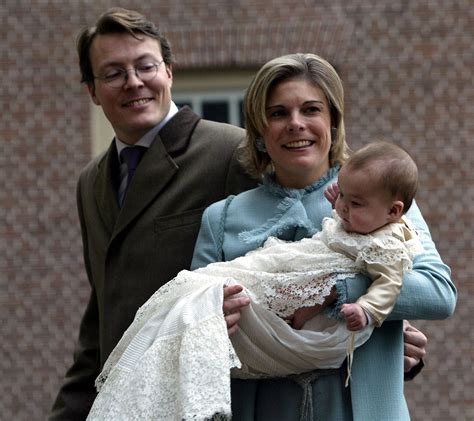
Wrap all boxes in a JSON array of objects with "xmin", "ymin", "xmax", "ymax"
[{"xmin": 119, "ymin": 146, "xmax": 147, "ymax": 205}]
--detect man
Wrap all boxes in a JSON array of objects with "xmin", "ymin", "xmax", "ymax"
[
  {"xmin": 50, "ymin": 8, "xmax": 426, "ymax": 419},
  {"xmin": 49, "ymin": 8, "xmax": 255, "ymax": 419}
]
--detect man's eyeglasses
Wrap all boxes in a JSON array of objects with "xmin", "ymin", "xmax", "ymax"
[{"xmin": 94, "ymin": 61, "xmax": 164, "ymax": 88}]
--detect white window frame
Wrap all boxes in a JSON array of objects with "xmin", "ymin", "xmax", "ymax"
[{"xmin": 173, "ymin": 90, "xmax": 245, "ymax": 127}]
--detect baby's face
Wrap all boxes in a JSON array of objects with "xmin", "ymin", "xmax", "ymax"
[{"xmin": 335, "ymin": 166, "xmax": 396, "ymax": 234}]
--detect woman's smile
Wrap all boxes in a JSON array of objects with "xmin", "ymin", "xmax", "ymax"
[{"xmin": 283, "ymin": 139, "xmax": 315, "ymax": 149}]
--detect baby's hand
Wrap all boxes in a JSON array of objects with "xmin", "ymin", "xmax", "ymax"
[
  {"xmin": 341, "ymin": 303, "xmax": 367, "ymax": 331},
  {"xmin": 324, "ymin": 183, "xmax": 340, "ymax": 209}
]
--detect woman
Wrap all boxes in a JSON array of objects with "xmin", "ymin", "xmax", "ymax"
[{"xmin": 191, "ymin": 53, "xmax": 456, "ymax": 420}]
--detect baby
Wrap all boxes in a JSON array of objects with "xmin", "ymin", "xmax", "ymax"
[{"xmin": 292, "ymin": 140, "xmax": 420, "ymax": 331}]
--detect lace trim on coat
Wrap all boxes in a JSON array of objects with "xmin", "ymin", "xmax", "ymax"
[{"xmin": 321, "ymin": 214, "xmax": 423, "ymax": 273}]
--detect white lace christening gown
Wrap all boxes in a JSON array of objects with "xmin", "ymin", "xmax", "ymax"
[{"xmin": 87, "ymin": 214, "xmax": 421, "ymax": 420}]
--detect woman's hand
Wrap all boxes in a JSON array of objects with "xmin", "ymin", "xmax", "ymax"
[
  {"xmin": 403, "ymin": 320, "xmax": 427, "ymax": 373},
  {"xmin": 223, "ymin": 284, "xmax": 250, "ymax": 336}
]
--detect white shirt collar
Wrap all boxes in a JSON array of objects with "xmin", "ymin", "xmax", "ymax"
[{"xmin": 115, "ymin": 101, "xmax": 179, "ymax": 160}]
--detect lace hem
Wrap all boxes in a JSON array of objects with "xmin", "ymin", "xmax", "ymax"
[{"xmin": 89, "ymin": 314, "xmax": 238, "ymax": 420}]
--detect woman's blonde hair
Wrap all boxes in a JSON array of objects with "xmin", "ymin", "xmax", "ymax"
[{"xmin": 240, "ymin": 53, "xmax": 350, "ymax": 177}]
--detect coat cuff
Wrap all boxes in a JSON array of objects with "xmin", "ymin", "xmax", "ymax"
[{"xmin": 324, "ymin": 279, "xmax": 347, "ymax": 320}]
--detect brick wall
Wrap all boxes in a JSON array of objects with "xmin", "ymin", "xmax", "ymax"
[{"xmin": 1, "ymin": 1, "xmax": 472, "ymax": 419}]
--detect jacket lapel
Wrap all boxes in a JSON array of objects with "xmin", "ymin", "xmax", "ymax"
[
  {"xmin": 94, "ymin": 142, "xmax": 120, "ymax": 235},
  {"xmin": 111, "ymin": 107, "xmax": 200, "ymax": 240}
]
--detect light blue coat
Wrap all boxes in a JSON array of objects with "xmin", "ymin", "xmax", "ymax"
[{"xmin": 191, "ymin": 168, "xmax": 456, "ymax": 420}]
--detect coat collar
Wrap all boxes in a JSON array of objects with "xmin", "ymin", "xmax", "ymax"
[
  {"xmin": 238, "ymin": 167, "xmax": 340, "ymax": 248},
  {"xmin": 159, "ymin": 106, "xmax": 200, "ymax": 157}
]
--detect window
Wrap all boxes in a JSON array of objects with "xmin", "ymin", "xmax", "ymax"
[
  {"xmin": 172, "ymin": 68, "xmax": 254, "ymax": 128},
  {"xmin": 174, "ymin": 91, "xmax": 245, "ymax": 127}
]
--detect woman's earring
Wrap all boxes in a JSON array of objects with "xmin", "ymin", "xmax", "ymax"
[
  {"xmin": 255, "ymin": 137, "xmax": 267, "ymax": 153},
  {"xmin": 331, "ymin": 127, "xmax": 337, "ymax": 145}
]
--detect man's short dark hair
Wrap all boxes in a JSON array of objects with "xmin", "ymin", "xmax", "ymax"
[{"xmin": 77, "ymin": 7, "xmax": 174, "ymax": 83}]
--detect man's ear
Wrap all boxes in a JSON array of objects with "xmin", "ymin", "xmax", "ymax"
[
  {"xmin": 388, "ymin": 200, "xmax": 404, "ymax": 221},
  {"xmin": 86, "ymin": 82, "xmax": 100, "ymax": 105},
  {"xmin": 165, "ymin": 63, "xmax": 173, "ymax": 87}
]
